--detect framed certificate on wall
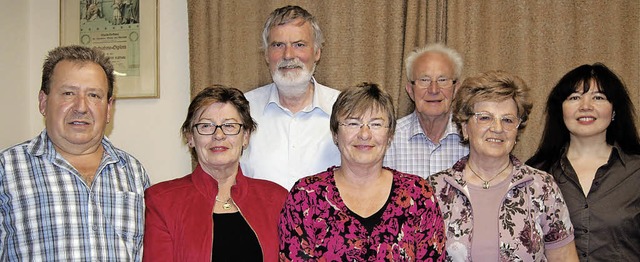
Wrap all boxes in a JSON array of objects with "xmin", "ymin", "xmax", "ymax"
[{"xmin": 60, "ymin": 0, "xmax": 159, "ymax": 98}]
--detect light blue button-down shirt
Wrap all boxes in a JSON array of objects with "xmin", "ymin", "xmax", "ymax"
[
  {"xmin": 384, "ymin": 111, "xmax": 468, "ymax": 178},
  {"xmin": 0, "ymin": 130, "xmax": 150, "ymax": 261}
]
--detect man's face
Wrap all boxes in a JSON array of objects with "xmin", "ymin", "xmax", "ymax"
[
  {"xmin": 406, "ymin": 52, "xmax": 457, "ymax": 120},
  {"xmin": 39, "ymin": 60, "xmax": 112, "ymax": 155},
  {"xmin": 265, "ymin": 18, "xmax": 320, "ymax": 92}
]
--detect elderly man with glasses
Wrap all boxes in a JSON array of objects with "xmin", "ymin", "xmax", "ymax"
[{"xmin": 384, "ymin": 43, "xmax": 469, "ymax": 178}]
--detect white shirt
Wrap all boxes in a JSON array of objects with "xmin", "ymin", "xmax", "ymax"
[{"xmin": 241, "ymin": 78, "xmax": 341, "ymax": 190}]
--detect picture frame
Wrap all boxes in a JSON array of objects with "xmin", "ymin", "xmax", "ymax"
[{"xmin": 60, "ymin": 0, "xmax": 159, "ymax": 98}]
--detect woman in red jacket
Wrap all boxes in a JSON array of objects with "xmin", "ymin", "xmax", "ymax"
[{"xmin": 143, "ymin": 85, "xmax": 288, "ymax": 261}]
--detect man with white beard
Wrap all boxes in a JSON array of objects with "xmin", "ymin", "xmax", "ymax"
[{"xmin": 241, "ymin": 5, "xmax": 341, "ymax": 190}]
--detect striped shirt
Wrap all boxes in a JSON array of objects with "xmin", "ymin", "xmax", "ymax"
[
  {"xmin": 0, "ymin": 130, "xmax": 150, "ymax": 261},
  {"xmin": 384, "ymin": 112, "xmax": 468, "ymax": 178}
]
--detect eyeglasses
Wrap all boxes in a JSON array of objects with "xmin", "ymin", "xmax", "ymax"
[
  {"xmin": 193, "ymin": 123, "xmax": 243, "ymax": 135},
  {"xmin": 410, "ymin": 77, "xmax": 457, "ymax": 89},
  {"xmin": 339, "ymin": 121, "xmax": 390, "ymax": 131},
  {"xmin": 471, "ymin": 112, "xmax": 521, "ymax": 131}
]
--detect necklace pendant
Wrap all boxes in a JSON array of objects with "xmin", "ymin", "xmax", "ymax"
[
  {"xmin": 483, "ymin": 181, "xmax": 490, "ymax": 189},
  {"xmin": 222, "ymin": 202, "xmax": 232, "ymax": 210}
]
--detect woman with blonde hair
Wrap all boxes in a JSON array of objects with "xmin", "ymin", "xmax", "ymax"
[
  {"xmin": 279, "ymin": 83, "xmax": 445, "ymax": 261},
  {"xmin": 429, "ymin": 70, "xmax": 578, "ymax": 261}
]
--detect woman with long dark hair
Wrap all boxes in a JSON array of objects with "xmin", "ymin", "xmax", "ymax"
[{"xmin": 527, "ymin": 63, "xmax": 640, "ymax": 261}]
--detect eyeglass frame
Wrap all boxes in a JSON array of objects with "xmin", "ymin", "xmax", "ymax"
[
  {"xmin": 192, "ymin": 122, "xmax": 244, "ymax": 135},
  {"xmin": 410, "ymin": 76, "xmax": 457, "ymax": 89},
  {"xmin": 470, "ymin": 112, "xmax": 521, "ymax": 131},
  {"xmin": 338, "ymin": 121, "xmax": 391, "ymax": 131}
]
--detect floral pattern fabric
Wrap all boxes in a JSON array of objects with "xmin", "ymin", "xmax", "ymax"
[
  {"xmin": 278, "ymin": 166, "xmax": 446, "ymax": 261},
  {"xmin": 428, "ymin": 156, "xmax": 574, "ymax": 262}
]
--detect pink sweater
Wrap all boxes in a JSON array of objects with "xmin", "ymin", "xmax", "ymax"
[{"xmin": 279, "ymin": 166, "xmax": 446, "ymax": 261}]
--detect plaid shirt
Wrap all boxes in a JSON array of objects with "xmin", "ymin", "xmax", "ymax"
[
  {"xmin": 384, "ymin": 112, "xmax": 468, "ymax": 178},
  {"xmin": 0, "ymin": 130, "xmax": 150, "ymax": 261}
]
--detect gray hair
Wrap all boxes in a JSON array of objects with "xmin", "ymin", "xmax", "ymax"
[
  {"xmin": 405, "ymin": 43, "xmax": 464, "ymax": 81},
  {"xmin": 261, "ymin": 5, "xmax": 324, "ymax": 52}
]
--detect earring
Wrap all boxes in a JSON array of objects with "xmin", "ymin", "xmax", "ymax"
[{"xmin": 612, "ymin": 111, "xmax": 616, "ymax": 121}]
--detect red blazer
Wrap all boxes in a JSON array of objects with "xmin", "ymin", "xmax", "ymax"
[{"xmin": 143, "ymin": 165, "xmax": 288, "ymax": 261}]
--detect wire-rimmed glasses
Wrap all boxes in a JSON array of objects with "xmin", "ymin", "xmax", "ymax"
[
  {"xmin": 471, "ymin": 112, "xmax": 521, "ymax": 131},
  {"xmin": 410, "ymin": 77, "xmax": 457, "ymax": 89},
  {"xmin": 338, "ymin": 121, "xmax": 390, "ymax": 131}
]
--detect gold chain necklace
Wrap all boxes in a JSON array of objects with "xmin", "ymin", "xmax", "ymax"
[
  {"xmin": 215, "ymin": 196, "xmax": 234, "ymax": 210},
  {"xmin": 467, "ymin": 161, "xmax": 511, "ymax": 189}
]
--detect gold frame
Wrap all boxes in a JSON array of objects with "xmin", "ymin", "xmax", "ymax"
[{"xmin": 60, "ymin": 0, "xmax": 159, "ymax": 98}]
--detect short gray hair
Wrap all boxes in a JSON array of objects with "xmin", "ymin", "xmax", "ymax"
[
  {"xmin": 405, "ymin": 43, "xmax": 463, "ymax": 81},
  {"xmin": 261, "ymin": 5, "xmax": 324, "ymax": 52}
]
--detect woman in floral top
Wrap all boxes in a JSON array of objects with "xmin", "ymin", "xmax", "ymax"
[
  {"xmin": 428, "ymin": 71, "xmax": 579, "ymax": 261},
  {"xmin": 278, "ymin": 83, "xmax": 446, "ymax": 261}
]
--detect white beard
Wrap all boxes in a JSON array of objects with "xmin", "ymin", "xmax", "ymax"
[{"xmin": 272, "ymin": 59, "xmax": 316, "ymax": 97}]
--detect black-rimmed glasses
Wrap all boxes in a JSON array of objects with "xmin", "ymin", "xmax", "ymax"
[{"xmin": 193, "ymin": 123, "xmax": 243, "ymax": 135}]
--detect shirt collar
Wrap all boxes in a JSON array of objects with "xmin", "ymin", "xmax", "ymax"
[
  {"xmin": 192, "ymin": 164, "xmax": 249, "ymax": 202},
  {"xmin": 29, "ymin": 130, "xmax": 126, "ymax": 165},
  {"xmin": 611, "ymin": 143, "xmax": 627, "ymax": 166},
  {"xmin": 266, "ymin": 77, "xmax": 332, "ymax": 115},
  {"xmin": 408, "ymin": 112, "xmax": 460, "ymax": 142},
  {"xmin": 560, "ymin": 142, "xmax": 626, "ymax": 167}
]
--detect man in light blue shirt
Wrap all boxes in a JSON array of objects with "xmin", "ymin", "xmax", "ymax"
[
  {"xmin": 0, "ymin": 45, "xmax": 150, "ymax": 261},
  {"xmin": 384, "ymin": 44, "xmax": 469, "ymax": 177}
]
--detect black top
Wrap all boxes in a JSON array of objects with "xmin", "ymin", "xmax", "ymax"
[
  {"xmin": 349, "ymin": 181, "xmax": 394, "ymax": 233},
  {"xmin": 212, "ymin": 212, "xmax": 263, "ymax": 261}
]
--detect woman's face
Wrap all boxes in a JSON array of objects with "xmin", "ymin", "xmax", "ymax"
[
  {"xmin": 462, "ymin": 99, "xmax": 519, "ymax": 160},
  {"xmin": 334, "ymin": 108, "xmax": 392, "ymax": 169},
  {"xmin": 188, "ymin": 102, "xmax": 249, "ymax": 174},
  {"xmin": 562, "ymin": 82, "xmax": 613, "ymax": 141}
]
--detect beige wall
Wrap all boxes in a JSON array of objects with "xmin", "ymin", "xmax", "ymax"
[
  {"xmin": 0, "ymin": 0, "xmax": 192, "ymax": 184},
  {"xmin": 0, "ymin": 1, "xmax": 29, "ymax": 148}
]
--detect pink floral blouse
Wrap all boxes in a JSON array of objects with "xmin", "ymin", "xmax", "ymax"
[
  {"xmin": 278, "ymin": 166, "xmax": 446, "ymax": 261},
  {"xmin": 428, "ymin": 156, "xmax": 575, "ymax": 261}
]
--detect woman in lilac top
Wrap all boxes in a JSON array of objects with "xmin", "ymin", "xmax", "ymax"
[
  {"xmin": 278, "ymin": 83, "xmax": 446, "ymax": 261},
  {"xmin": 428, "ymin": 70, "xmax": 578, "ymax": 261}
]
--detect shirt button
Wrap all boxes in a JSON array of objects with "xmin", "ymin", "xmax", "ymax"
[
  {"xmin": 582, "ymin": 253, "xmax": 587, "ymax": 257},
  {"xmin": 584, "ymin": 204, "xmax": 588, "ymax": 208},
  {"xmin": 92, "ymin": 226, "xmax": 98, "ymax": 231},
  {"xmin": 583, "ymin": 229, "xmax": 588, "ymax": 233}
]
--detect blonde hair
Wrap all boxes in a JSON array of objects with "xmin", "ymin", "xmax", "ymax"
[{"xmin": 452, "ymin": 70, "xmax": 532, "ymax": 143}]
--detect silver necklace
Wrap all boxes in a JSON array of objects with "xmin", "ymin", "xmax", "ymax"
[
  {"xmin": 467, "ymin": 161, "xmax": 511, "ymax": 189},
  {"xmin": 215, "ymin": 196, "xmax": 233, "ymax": 210}
]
